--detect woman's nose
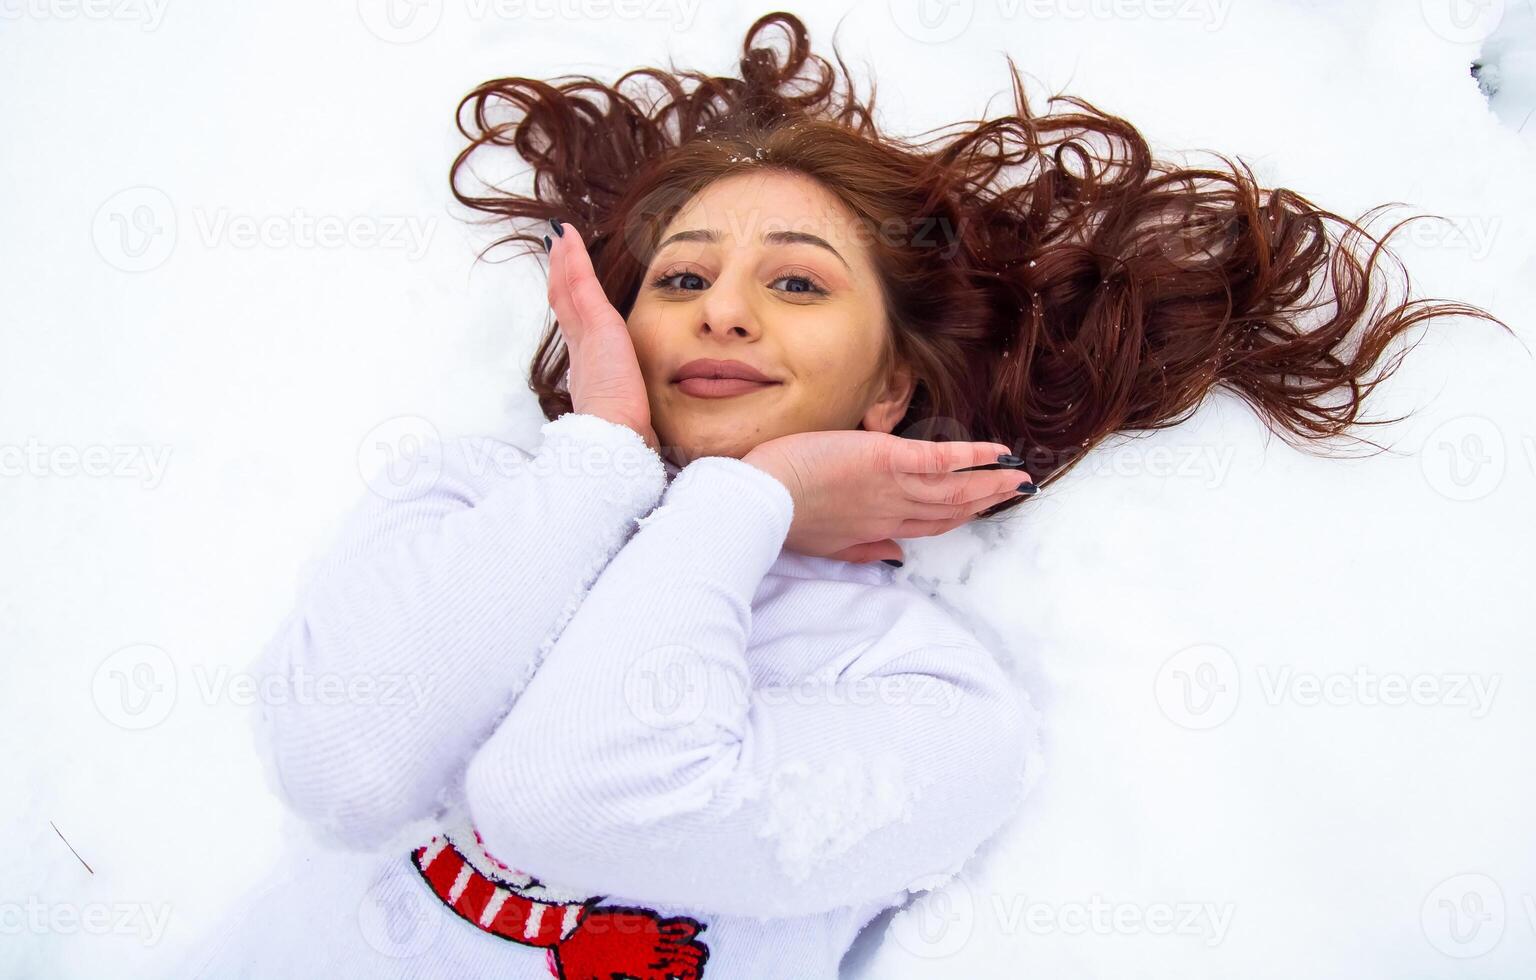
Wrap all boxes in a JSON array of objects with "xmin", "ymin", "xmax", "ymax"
[{"xmin": 697, "ymin": 276, "xmax": 759, "ymax": 339}]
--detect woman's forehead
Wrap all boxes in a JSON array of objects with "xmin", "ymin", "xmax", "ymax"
[{"xmin": 666, "ymin": 171, "xmax": 863, "ymax": 245}]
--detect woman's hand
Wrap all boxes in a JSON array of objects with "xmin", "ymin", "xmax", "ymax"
[
  {"xmin": 546, "ymin": 221, "xmax": 659, "ymax": 451},
  {"xmin": 742, "ymin": 430, "xmax": 1033, "ymax": 565}
]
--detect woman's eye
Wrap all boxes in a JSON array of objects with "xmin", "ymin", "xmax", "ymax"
[
  {"xmin": 649, "ymin": 270, "xmax": 708, "ymax": 291},
  {"xmin": 771, "ymin": 274, "xmax": 829, "ymax": 296},
  {"xmin": 647, "ymin": 269, "xmax": 829, "ymax": 297}
]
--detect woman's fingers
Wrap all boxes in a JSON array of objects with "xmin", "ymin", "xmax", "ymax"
[
  {"xmin": 553, "ymin": 223, "xmax": 625, "ymax": 333},
  {"xmin": 895, "ymin": 437, "xmax": 1015, "ymax": 476},
  {"xmin": 546, "ymin": 224, "xmax": 576, "ymax": 337},
  {"xmin": 889, "ymin": 440, "xmax": 1002, "ymax": 507},
  {"xmin": 903, "ymin": 469, "xmax": 1030, "ymax": 510},
  {"xmin": 902, "ymin": 484, "xmax": 1027, "ymax": 522},
  {"xmin": 546, "ymin": 222, "xmax": 599, "ymax": 340},
  {"xmin": 890, "ymin": 439, "xmax": 1027, "ymax": 499},
  {"xmin": 825, "ymin": 539, "xmax": 905, "ymax": 564},
  {"xmin": 890, "ymin": 438, "xmax": 1031, "ymax": 509},
  {"xmin": 884, "ymin": 490, "xmax": 1013, "ymax": 544},
  {"xmin": 545, "ymin": 221, "xmax": 656, "ymax": 448}
]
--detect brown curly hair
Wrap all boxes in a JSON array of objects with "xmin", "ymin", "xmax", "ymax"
[{"xmin": 448, "ymin": 10, "xmax": 1514, "ymax": 516}]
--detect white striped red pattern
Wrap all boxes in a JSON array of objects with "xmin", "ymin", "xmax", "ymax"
[{"xmin": 411, "ymin": 834, "xmax": 590, "ymax": 947}]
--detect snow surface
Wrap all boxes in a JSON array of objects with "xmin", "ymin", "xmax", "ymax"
[{"xmin": 3, "ymin": 2, "xmax": 1533, "ymax": 978}]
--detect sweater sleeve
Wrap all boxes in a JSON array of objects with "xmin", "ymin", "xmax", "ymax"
[
  {"xmin": 463, "ymin": 455, "xmax": 1035, "ymax": 918},
  {"xmin": 255, "ymin": 412, "xmax": 667, "ymax": 849}
]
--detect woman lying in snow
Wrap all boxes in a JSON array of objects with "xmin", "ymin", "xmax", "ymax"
[{"xmin": 192, "ymin": 11, "xmax": 1511, "ymax": 980}]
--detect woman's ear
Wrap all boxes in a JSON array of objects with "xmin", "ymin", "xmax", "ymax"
[{"xmin": 860, "ymin": 361, "xmax": 915, "ymax": 435}]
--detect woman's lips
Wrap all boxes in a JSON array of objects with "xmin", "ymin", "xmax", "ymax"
[{"xmin": 674, "ymin": 378, "xmax": 781, "ymax": 398}]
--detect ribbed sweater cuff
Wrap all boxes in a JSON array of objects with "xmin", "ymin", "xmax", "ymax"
[
  {"xmin": 537, "ymin": 412, "xmax": 666, "ymax": 513},
  {"xmin": 656, "ymin": 455, "xmax": 794, "ymax": 582}
]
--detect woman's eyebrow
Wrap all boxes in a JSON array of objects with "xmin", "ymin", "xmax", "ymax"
[{"xmin": 655, "ymin": 228, "xmax": 851, "ymax": 270}]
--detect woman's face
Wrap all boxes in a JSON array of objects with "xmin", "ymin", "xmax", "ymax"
[{"xmin": 626, "ymin": 169, "xmax": 914, "ymax": 465}]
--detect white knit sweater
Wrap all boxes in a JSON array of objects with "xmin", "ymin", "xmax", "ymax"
[{"xmin": 194, "ymin": 412, "xmax": 1035, "ymax": 980}]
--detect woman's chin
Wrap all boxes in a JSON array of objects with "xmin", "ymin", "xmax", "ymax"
[{"xmin": 654, "ymin": 425, "xmax": 761, "ymax": 465}]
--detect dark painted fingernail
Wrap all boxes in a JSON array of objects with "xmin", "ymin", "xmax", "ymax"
[
  {"xmin": 996, "ymin": 454, "xmax": 1025, "ymax": 466},
  {"xmin": 549, "ymin": 219, "xmax": 565, "ymax": 237},
  {"xmin": 543, "ymin": 235, "xmax": 552, "ymax": 251},
  {"xmin": 881, "ymin": 559, "xmax": 904, "ymax": 567},
  {"xmin": 1016, "ymin": 481, "xmax": 1039, "ymax": 495}
]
